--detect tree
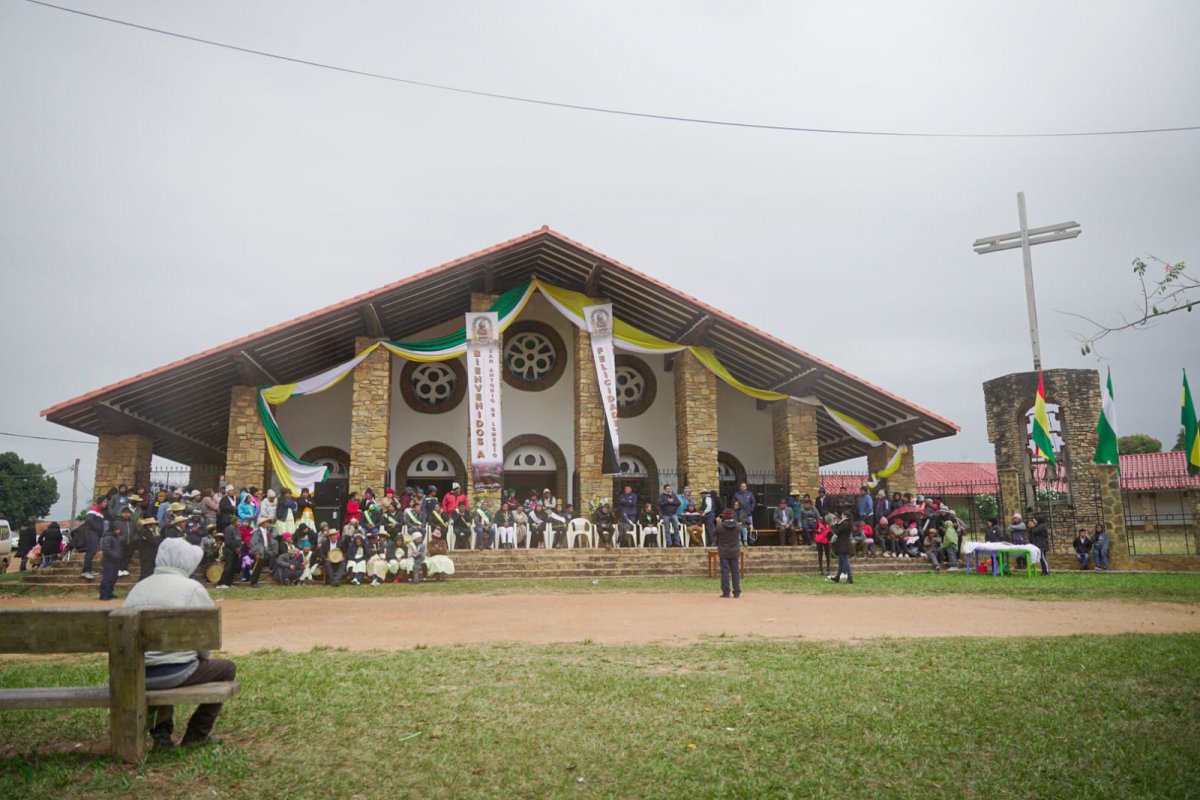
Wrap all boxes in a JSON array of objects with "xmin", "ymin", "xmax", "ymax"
[
  {"xmin": 1068, "ymin": 255, "xmax": 1196, "ymax": 355},
  {"xmin": 1174, "ymin": 426, "xmax": 1187, "ymax": 451},
  {"xmin": 1117, "ymin": 434, "xmax": 1162, "ymax": 455},
  {"xmin": 0, "ymin": 451, "xmax": 60, "ymax": 523}
]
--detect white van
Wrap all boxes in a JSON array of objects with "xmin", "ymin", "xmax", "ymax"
[{"xmin": 0, "ymin": 519, "xmax": 12, "ymax": 572}]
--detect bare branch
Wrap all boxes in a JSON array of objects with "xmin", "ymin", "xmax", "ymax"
[{"xmin": 1062, "ymin": 255, "xmax": 1196, "ymax": 355}]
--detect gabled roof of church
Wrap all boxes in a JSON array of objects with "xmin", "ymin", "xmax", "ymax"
[{"xmin": 43, "ymin": 227, "xmax": 958, "ymax": 465}]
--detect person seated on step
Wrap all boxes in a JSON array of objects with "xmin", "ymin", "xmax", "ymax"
[
  {"xmin": 592, "ymin": 501, "xmax": 617, "ymax": 548},
  {"xmin": 638, "ymin": 503, "xmax": 660, "ymax": 547},
  {"xmin": 273, "ymin": 538, "xmax": 304, "ymax": 585},
  {"xmin": 345, "ymin": 532, "xmax": 369, "ymax": 585},
  {"xmin": 922, "ymin": 526, "xmax": 942, "ymax": 570}
]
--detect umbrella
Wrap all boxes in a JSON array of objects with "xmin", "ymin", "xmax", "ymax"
[{"xmin": 889, "ymin": 505, "xmax": 924, "ymax": 521}]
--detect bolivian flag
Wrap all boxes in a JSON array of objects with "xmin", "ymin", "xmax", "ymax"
[
  {"xmin": 1183, "ymin": 370, "xmax": 1200, "ymax": 477},
  {"xmin": 1032, "ymin": 372, "xmax": 1056, "ymax": 467}
]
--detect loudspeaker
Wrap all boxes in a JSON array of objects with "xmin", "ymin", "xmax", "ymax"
[{"xmin": 314, "ymin": 479, "xmax": 345, "ymax": 508}]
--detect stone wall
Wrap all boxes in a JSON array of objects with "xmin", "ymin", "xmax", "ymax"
[
  {"xmin": 1096, "ymin": 463, "xmax": 1130, "ymax": 570},
  {"xmin": 574, "ymin": 325, "xmax": 609, "ymax": 508},
  {"xmin": 867, "ymin": 443, "xmax": 917, "ymax": 498},
  {"xmin": 983, "ymin": 368, "xmax": 1102, "ymax": 522},
  {"xmin": 92, "ymin": 433, "xmax": 153, "ymax": 500},
  {"xmin": 189, "ymin": 463, "xmax": 224, "ymax": 492},
  {"xmin": 225, "ymin": 386, "xmax": 265, "ymax": 490},
  {"xmin": 673, "ymin": 349, "xmax": 718, "ymax": 492},
  {"xmin": 349, "ymin": 336, "xmax": 392, "ymax": 494},
  {"xmin": 771, "ymin": 400, "xmax": 819, "ymax": 496}
]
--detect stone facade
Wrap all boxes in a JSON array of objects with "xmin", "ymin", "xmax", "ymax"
[
  {"xmin": 349, "ymin": 335, "xmax": 392, "ymax": 494},
  {"xmin": 1095, "ymin": 463, "xmax": 1130, "ymax": 570},
  {"xmin": 983, "ymin": 369, "xmax": 1102, "ymax": 524},
  {"xmin": 189, "ymin": 463, "xmax": 224, "ymax": 492},
  {"xmin": 771, "ymin": 400, "xmax": 819, "ymax": 496},
  {"xmin": 673, "ymin": 349, "xmax": 718, "ymax": 492},
  {"xmin": 867, "ymin": 443, "xmax": 917, "ymax": 498},
  {"xmin": 225, "ymin": 385, "xmax": 265, "ymax": 490},
  {"xmin": 93, "ymin": 433, "xmax": 153, "ymax": 500},
  {"xmin": 574, "ymin": 325, "xmax": 609, "ymax": 507}
]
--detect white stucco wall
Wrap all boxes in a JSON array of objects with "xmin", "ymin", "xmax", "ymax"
[
  {"xmin": 274, "ymin": 376, "xmax": 353, "ymax": 459},
  {"xmin": 716, "ymin": 379, "xmax": 774, "ymax": 473},
  {"xmin": 614, "ymin": 350, "xmax": 677, "ymax": 473}
]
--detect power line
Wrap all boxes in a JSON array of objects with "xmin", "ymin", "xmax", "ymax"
[
  {"xmin": 24, "ymin": 0, "xmax": 1200, "ymax": 140},
  {"xmin": 0, "ymin": 430, "xmax": 96, "ymax": 445}
]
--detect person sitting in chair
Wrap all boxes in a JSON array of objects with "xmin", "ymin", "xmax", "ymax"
[
  {"xmin": 593, "ymin": 502, "xmax": 617, "ymax": 548},
  {"xmin": 638, "ymin": 503, "xmax": 660, "ymax": 547}
]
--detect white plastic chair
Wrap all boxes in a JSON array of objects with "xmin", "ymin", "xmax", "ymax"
[
  {"xmin": 638, "ymin": 523, "xmax": 664, "ymax": 548},
  {"xmin": 566, "ymin": 518, "xmax": 594, "ymax": 549}
]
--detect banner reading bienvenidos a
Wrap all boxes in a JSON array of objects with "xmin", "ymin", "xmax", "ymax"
[
  {"xmin": 466, "ymin": 312, "xmax": 504, "ymax": 491},
  {"xmin": 584, "ymin": 303, "xmax": 621, "ymax": 476}
]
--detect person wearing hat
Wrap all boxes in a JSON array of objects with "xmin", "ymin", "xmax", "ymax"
[
  {"xmin": 184, "ymin": 509, "xmax": 206, "ymax": 548},
  {"xmin": 217, "ymin": 485, "xmax": 239, "ymax": 531},
  {"xmin": 1007, "ymin": 513, "xmax": 1027, "ymax": 545},
  {"xmin": 161, "ymin": 503, "xmax": 187, "ymax": 540},
  {"xmin": 798, "ymin": 496, "xmax": 820, "ymax": 546},
  {"xmin": 421, "ymin": 486, "xmax": 440, "ymax": 523},
  {"xmin": 135, "ymin": 517, "xmax": 161, "ymax": 581},
  {"xmin": 699, "ymin": 489, "xmax": 719, "ymax": 547},
  {"xmin": 715, "ymin": 509, "xmax": 742, "ymax": 598}
]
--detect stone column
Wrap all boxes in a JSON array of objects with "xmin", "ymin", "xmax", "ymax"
[
  {"xmin": 867, "ymin": 443, "xmax": 917, "ymax": 498},
  {"xmin": 673, "ymin": 349, "xmax": 718, "ymax": 493},
  {"xmin": 771, "ymin": 399, "xmax": 819, "ymax": 495},
  {"xmin": 188, "ymin": 463, "xmax": 224, "ymax": 492},
  {"xmin": 225, "ymin": 385, "xmax": 265, "ymax": 490},
  {"xmin": 1096, "ymin": 464, "xmax": 1130, "ymax": 569},
  {"xmin": 349, "ymin": 336, "xmax": 392, "ymax": 494},
  {"xmin": 574, "ymin": 325, "xmax": 609, "ymax": 508},
  {"xmin": 997, "ymin": 468, "xmax": 1023, "ymax": 522},
  {"xmin": 93, "ymin": 434, "xmax": 153, "ymax": 500}
]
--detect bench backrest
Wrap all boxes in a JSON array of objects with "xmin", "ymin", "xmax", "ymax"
[{"xmin": 0, "ymin": 607, "xmax": 221, "ymax": 654}]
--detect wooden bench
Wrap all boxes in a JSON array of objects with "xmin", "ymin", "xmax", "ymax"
[{"xmin": 0, "ymin": 607, "xmax": 240, "ymax": 761}]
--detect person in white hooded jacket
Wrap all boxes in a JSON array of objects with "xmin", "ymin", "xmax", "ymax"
[{"xmin": 122, "ymin": 537, "xmax": 237, "ymax": 750}]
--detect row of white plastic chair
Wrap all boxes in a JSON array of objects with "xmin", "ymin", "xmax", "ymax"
[{"xmin": 383, "ymin": 520, "xmax": 699, "ymax": 550}]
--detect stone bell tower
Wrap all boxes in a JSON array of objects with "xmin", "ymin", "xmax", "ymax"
[{"xmin": 983, "ymin": 369, "xmax": 1105, "ymax": 549}]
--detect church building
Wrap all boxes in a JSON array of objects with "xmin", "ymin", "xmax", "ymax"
[{"xmin": 42, "ymin": 228, "xmax": 958, "ymax": 522}]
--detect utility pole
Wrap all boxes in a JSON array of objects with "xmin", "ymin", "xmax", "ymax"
[
  {"xmin": 973, "ymin": 192, "xmax": 1082, "ymax": 371},
  {"xmin": 70, "ymin": 458, "xmax": 80, "ymax": 520}
]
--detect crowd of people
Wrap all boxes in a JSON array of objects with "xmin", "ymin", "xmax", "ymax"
[{"xmin": 15, "ymin": 474, "xmax": 1121, "ymax": 598}]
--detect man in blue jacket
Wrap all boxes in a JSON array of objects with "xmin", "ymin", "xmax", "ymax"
[
  {"xmin": 616, "ymin": 485, "xmax": 638, "ymax": 526},
  {"xmin": 855, "ymin": 485, "xmax": 874, "ymax": 525},
  {"xmin": 657, "ymin": 484, "xmax": 682, "ymax": 547}
]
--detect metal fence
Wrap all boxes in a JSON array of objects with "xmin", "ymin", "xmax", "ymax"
[
  {"xmin": 1122, "ymin": 490, "xmax": 1198, "ymax": 556},
  {"xmin": 148, "ymin": 467, "xmax": 192, "ymax": 496}
]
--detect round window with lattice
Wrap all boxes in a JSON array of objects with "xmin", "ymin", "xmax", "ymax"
[
  {"xmin": 614, "ymin": 354, "xmax": 656, "ymax": 417},
  {"xmin": 502, "ymin": 321, "xmax": 566, "ymax": 390},
  {"xmin": 399, "ymin": 358, "xmax": 465, "ymax": 414}
]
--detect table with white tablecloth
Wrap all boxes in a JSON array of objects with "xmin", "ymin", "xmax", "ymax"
[{"xmin": 961, "ymin": 541, "xmax": 1045, "ymax": 577}]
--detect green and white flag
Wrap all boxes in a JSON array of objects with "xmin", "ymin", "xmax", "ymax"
[{"xmin": 1093, "ymin": 367, "xmax": 1120, "ymax": 471}]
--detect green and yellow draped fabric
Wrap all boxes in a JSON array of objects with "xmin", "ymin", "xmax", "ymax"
[{"xmin": 257, "ymin": 278, "xmax": 902, "ymax": 492}]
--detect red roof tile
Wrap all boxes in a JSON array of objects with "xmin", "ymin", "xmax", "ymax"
[{"xmin": 1119, "ymin": 451, "xmax": 1200, "ymax": 491}]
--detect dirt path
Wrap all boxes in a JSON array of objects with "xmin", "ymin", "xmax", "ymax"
[{"xmin": 3, "ymin": 592, "xmax": 1199, "ymax": 653}]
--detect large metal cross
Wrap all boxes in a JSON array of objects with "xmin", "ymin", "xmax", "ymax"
[{"xmin": 973, "ymin": 192, "xmax": 1081, "ymax": 370}]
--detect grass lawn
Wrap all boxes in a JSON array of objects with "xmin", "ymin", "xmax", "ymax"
[
  {"xmin": 7, "ymin": 570, "xmax": 1190, "ymax": 604},
  {"xmin": 1, "ymin": 634, "xmax": 1197, "ymax": 799}
]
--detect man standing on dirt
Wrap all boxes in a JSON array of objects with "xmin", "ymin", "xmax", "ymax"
[{"xmin": 715, "ymin": 509, "xmax": 742, "ymax": 598}]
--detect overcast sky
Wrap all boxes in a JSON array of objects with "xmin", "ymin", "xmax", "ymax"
[{"xmin": 2, "ymin": 0, "xmax": 1197, "ymax": 519}]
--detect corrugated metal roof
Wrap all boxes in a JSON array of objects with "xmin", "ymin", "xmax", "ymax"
[{"xmin": 42, "ymin": 227, "xmax": 959, "ymax": 465}]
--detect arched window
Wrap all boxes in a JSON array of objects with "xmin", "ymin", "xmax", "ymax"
[
  {"xmin": 300, "ymin": 447, "xmax": 350, "ymax": 480},
  {"xmin": 407, "ymin": 453, "xmax": 457, "ymax": 478},
  {"xmin": 505, "ymin": 445, "xmax": 557, "ymax": 472}
]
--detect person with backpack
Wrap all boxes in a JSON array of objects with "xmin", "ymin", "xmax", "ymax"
[
  {"xmin": 16, "ymin": 516, "xmax": 37, "ymax": 571},
  {"xmin": 79, "ymin": 497, "xmax": 108, "ymax": 580},
  {"xmin": 37, "ymin": 521, "xmax": 63, "ymax": 569}
]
